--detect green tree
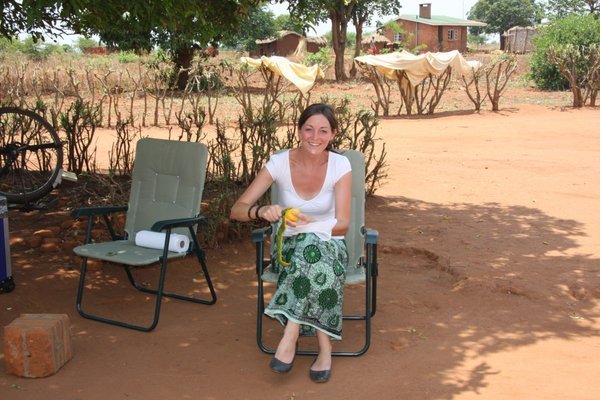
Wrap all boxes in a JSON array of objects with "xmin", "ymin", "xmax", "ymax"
[
  {"xmin": 546, "ymin": 0, "xmax": 599, "ymax": 18},
  {"xmin": 273, "ymin": 14, "xmax": 308, "ymax": 35},
  {"xmin": 468, "ymin": 33, "xmax": 487, "ymax": 47},
  {"xmin": 96, "ymin": 18, "xmax": 153, "ymax": 54},
  {"xmin": 281, "ymin": 0, "xmax": 401, "ymax": 81},
  {"xmin": 468, "ymin": 0, "xmax": 544, "ymax": 50},
  {"xmin": 530, "ymin": 13, "xmax": 600, "ymax": 91},
  {"xmin": 79, "ymin": 1, "xmax": 265, "ymax": 89},
  {"xmin": 0, "ymin": 0, "xmax": 69, "ymax": 41},
  {"xmin": 222, "ymin": 5, "xmax": 278, "ymax": 52},
  {"xmin": 281, "ymin": 0, "xmax": 353, "ymax": 81},
  {"xmin": 0, "ymin": 1, "xmax": 264, "ymax": 89},
  {"xmin": 75, "ymin": 36, "xmax": 98, "ymax": 52},
  {"xmin": 349, "ymin": 0, "xmax": 402, "ymax": 78},
  {"xmin": 346, "ymin": 31, "xmax": 356, "ymax": 47},
  {"xmin": 0, "ymin": 36, "xmax": 66, "ymax": 60}
]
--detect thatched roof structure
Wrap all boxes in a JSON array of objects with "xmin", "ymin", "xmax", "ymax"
[
  {"xmin": 253, "ymin": 31, "xmax": 327, "ymax": 57},
  {"xmin": 256, "ymin": 30, "xmax": 302, "ymax": 45},
  {"xmin": 306, "ymin": 36, "xmax": 328, "ymax": 46},
  {"xmin": 361, "ymin": 33, "xmax": 391, "ymax": 45},
  {"xmin": 256, "ymin": 31, "xmax": 327, "ymax": 46}
]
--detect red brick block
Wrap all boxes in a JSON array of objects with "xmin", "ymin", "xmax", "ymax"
[{"xmin": 3, "ymin": 314, "xmax": 73, "ymax": 378}]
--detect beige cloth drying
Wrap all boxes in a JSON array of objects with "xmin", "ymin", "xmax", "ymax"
[
  {"xmin": 240, "ymin": 56, "xmax": 324, "ymax": 95},
  {"xmin": 354, "ymin": 50, "xmax": 482, "ymax": 85}
]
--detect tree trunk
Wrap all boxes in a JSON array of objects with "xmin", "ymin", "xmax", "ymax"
[
  {"xmin": 590, "ymin": 87, "xmax": 597, "ymax": 106},
  {"xmin": 331, "ymin": 13, "xmax": 348, "ymax": 81},
  {"xmin": 173, "ymin": 46, "xmax": 195, "ymax": 91},
  {"xmin": 572, "ymin": 86, "xmax": 583, "ymax": 107},
  {"xmin": 350, "ymin": 19, "xmax": 365, "ymax": 78},
  {"xmin": 329, "ymin": 1, "xmax": 355, "ymax": 82},
  {"xmin": 499, "ymin": 33, "xmax": 506, "ymax": 51}
]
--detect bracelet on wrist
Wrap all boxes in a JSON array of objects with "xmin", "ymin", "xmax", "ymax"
[
  {"xmin": 247, "ymin": 204, "xmax": 256, "ymax": 220},
  {"xmin": 255, "ymin": 204, "xmax": 266, "ymax": 220}
]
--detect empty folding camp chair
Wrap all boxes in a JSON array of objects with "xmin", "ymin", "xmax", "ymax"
[
  {"xmin": 71, "ymin": 138, "xmax": 216, "ymax": 332},
  {"xmin": 253, "ymin": 149, "xmax": 378, "ymax": 356}
]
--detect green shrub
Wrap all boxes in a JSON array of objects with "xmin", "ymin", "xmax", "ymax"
[
  {"xmin": 75, "ymin": 36, "xmax": 98, "ymax": 52},
  {"xmin": 143, "ymin": 49, "xmax": 176, "ymax": 86},
  {"xmin": 113, "ymin": 51, "xmax": 139, "ymax": 63},
  {"xmin": 145, "ymin": 48, "xmax": 171, "ymax": 67},
  {"xmin": 305, "ymin": 47, "xmax": 332, "ymax": 69},
  {"xmin": 41, "ymin": 42, "xmax": 67, "ymax": 57},
  {"xmin": 0, "ymin": 37, "xmax": 67, "ymax": 61},
  {"xmin": 0, "ymin": 37, "xmax": 17, "ymax": 59},
  {"xmin": 468, "ymin": 33, "xmax": 486, "ymax": 48},
  {"xmin": 530, "ymin": 14, "xmax": 600, "ymax": 90},
  {"xmin": 346, "ymin": 32, "xmax": 356, "ymax": 48}
]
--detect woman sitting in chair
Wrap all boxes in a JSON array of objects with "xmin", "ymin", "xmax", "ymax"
[{"xmin": 230, "ymin": 103, "xmax": 352, "ymax": 383}]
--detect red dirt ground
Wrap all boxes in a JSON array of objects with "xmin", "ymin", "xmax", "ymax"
[{"xmin": 1, "ymin": 98, "xmax": 599, "ymax": 399}]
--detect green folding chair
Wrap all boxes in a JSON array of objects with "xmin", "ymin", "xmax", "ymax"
[
  {"xmin": 253, "ymin": 149, "xmax": 379, "ymax": 356},
  {"xmin": 71, "ymin": 138, "xmax": 216, "ymax": 332}
]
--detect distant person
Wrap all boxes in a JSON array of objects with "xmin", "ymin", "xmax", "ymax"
[{"xmin": 369, "ymin": 36, "xmax": 379, "ymax": 54}]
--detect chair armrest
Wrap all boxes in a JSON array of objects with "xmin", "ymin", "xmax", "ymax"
[
  {"xmin": 364, "ymin": 227, "xmax": 379, "ymax": 277},
  {"xmin": 365, "ymin": 228, "xmax": 379, "ymax": 244},
  {"xmin": 150, "ymin": 215, "xmax": 206, "ymax": 232},
  {"xmin": 252, "ymin": 225, "xmax": 273, "ymax": 277},
  {"xmin": 71, "ymin": 205, "xmax": 128, "ymax": 242},
  {"xmin": 71, "ymin": 205, "xmax": 128, "ymax": 218},
  {"xmin": 252, "ymin": 225, "xmax": 273, "ymax": 243}
]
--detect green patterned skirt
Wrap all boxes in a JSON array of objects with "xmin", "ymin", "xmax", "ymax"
[{"xmin": 264, "ymin": 232, "xmax": 348, "ymax": 340}]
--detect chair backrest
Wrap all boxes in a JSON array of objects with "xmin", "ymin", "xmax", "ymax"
[
  {"xmin": 341, "ymin": 150, "xmax": 367, "ymax": 284},
  {"xmin": 124, "ymin": 138, "xmax": 208, "ymax": 242},
  {"xmin": 271, "ymin": 149, "xmax": 366, "ymax": 284}
]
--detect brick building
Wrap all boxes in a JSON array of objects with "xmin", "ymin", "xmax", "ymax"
[{"xmin": 382, "ymin": 3, "xmax": 486, "ymax": 53}]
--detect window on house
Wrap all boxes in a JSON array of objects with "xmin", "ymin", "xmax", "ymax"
[
  {"xmin": 447, "ymin": 29, "xmax": 458, "ymax": 41},
  {"xmin": 393, "ymin": 32, "xmax": 403, "ymax": 42}
]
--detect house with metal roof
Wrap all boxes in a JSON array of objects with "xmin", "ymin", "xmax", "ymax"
[{"xmin": 381, "ymin": 3, "xmax": 486, "ymax": 53}]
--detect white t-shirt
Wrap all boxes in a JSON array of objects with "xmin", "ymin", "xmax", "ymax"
[{"xmin": 265, "ymin": 149, "xmax": 351, "ymax": 240}]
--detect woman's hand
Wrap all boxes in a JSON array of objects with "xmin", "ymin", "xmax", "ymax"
[
  {"xmin": 257, "ymin": 205, "xmax": 312, "ymax": 226},
  {"xmin": 287, "ymin": 210, "xmax": 312, "ymax": 227},
  {"xmin": 257, "ymin": 204, "xmax": 284, "ymax": 223}
]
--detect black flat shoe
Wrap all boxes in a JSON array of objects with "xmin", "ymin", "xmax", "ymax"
[
  {"xmin": 270, "ymin": 356, "xmax": 294, "ymax": 374},
  {"xmin": 270, "ymin": 344, "xmax": 298, "ymax": 374},
  {"xmin": 309, "ymin": 363, "xmax": 332, "ymax": 383}
]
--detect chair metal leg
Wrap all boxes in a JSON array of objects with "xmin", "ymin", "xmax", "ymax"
[
  {"xmin": 367, "ymin": 239, "xmax": 378, "ymax": 318},
  {"xmin": 76, "ymin": 256, "xmax": 165, "ymax": 332},
  {"xmin": 124, "ymin": 250, "xmax": 217, "ymax": 305},
  {"xmin": 256, "ymin": 254, "xmax": 377, "ymax": 357},
  {"xmin": 76, "ymin": 229, "xmax": 216, "ymax": 332}
]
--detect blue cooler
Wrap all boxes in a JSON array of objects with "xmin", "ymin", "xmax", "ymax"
[{"xmin": 0, "ymin": 195, "xmax": 14, "ymax": 293}]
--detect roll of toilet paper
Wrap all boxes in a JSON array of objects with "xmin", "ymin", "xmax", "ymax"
[{"xmin": 134, "ymin": 230, "xmax": 190, "ymax": 253}]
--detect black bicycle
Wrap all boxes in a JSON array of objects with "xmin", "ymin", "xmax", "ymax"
[{"xmin": 0, "ymin": 107, "xmax": 63, "ymax": 204}]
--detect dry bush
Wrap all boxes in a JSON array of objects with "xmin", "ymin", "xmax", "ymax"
[
  {"xmin": 485, "ymin": 53, "xmax": 518, "ymax": 112},
  {"xmin": 1, "ymin": 51, "xmax": 392, "ymax": 247}
]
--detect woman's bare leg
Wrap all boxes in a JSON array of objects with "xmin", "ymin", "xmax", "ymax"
[
  {"xmin": 273, "ymin": 321, "xmax": 300, "ymax": 363},
  {"xmin": 311, "ymin": 330, "xmax": 332, "ymax": 371}
]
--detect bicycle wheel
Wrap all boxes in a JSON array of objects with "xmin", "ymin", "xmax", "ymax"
[{"xmin": 0, "ymin": 107, "xmax": 63, "ymax": 203}]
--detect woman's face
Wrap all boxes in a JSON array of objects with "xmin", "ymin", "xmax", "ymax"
[{"xmin": 298, "ymin": 114, "xmax": 335, "ymax": 155}]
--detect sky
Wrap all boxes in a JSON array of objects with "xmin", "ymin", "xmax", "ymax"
[{"xmin": 269, "ymin": 0, "xmax": 480, "ymax": 36}]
